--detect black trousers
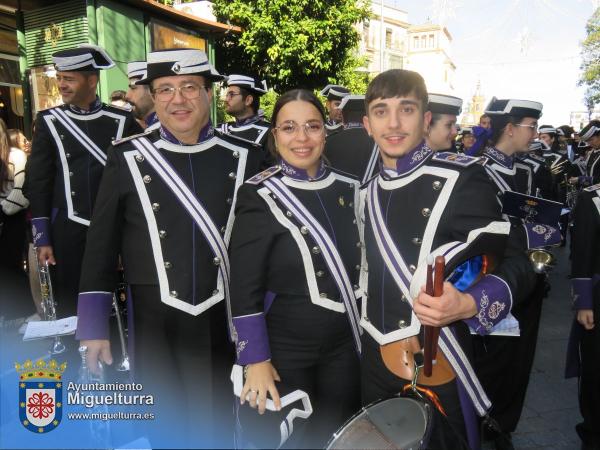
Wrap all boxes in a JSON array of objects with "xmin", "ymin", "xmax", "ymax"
[
  {"xmin": 473, "ymin": 275, "xmax": 546, "ymax": 432},
  {"xmin": 577, "ymin": 309, "xmax": 600, "ymax": 447},
  {"xmin": 236, "ymin": 294, "xmax": 361, "ymax": 449},
  {"xmin": 130, "ymin": 284, "xmax": 234, "ymax": 449},
  {"xmin": 361, "ymin": 334, "xmax": 469, "ymax": 450}
]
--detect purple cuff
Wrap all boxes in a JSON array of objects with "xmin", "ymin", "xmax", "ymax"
[
  {"xmin": 572, "ymin": 278, "xmax": 593, "ymax": 310},
  {"xmin": 76, "ymin": 292, "xmax": 113, "ymax": 340},
  {"xmin": 463, "ymin": 274, "xmax": 512, "ymax": 335},
  {"xmin": 232, "ymin": 313, "xmax": 271, "ymax": 365},
  {"xmin": 523, "ymin": 223, "xmax": 562, "ymax": 248},
  {"xmin": 31, "ymin": 217, "xmax": 51, "ymax": 247},
  {"xmin": 578, "ymin": 176, "xmax": 592, "ymax": 186}
]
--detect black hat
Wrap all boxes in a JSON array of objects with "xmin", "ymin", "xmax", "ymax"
[
  {"xmin": 320, "ymin": 84, "xmax": 350, "ymax": 101},
  {"xmin": 459, "ymin": 127, "xmax": 473, "ymax": 137},
  {"xmin": 339, "ymin": 94, "xmax": 365, "ymax": 123},
  {"xmin": 52, "ymin": 44, "xmax": 114, "ymax": 72},
  {"xmin": 136, "ymin": 48, "xmax": 224, "ymax": 85},
  {"xmin": 428, "ymin": 93, "xmax": 463, "ymax": 116},
  {"xmin": 225, "ymin": 74, "xmax": 268, "ymax": 96},
  {"xmin": 580, "ymin": 120, "xmax": 600, "ymax": 141},
  {"xmin": 485, "ymin": 97, "xmax": 543, "ymax": 119},
  {"xmin": 538, "ymin": 125, "xmax": 557, "ymax": 135},
  {"xmin": 529, "ymin": 139, "xmax": 549, "ymax": 152},
  {"xmin": 127, "ymin": 61, "xmax": 147, "ymax": 80}
]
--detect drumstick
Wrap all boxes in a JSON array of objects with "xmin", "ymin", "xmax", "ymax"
[
  {"xmin": 431, "ymin": 256, "xmax": 446, "ymax": 359},
  {"xmin": 423, "ymin": 255, "xmax": 434, "ymax": 377}
]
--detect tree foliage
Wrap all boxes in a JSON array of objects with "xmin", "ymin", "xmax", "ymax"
[
  {"xmin": 211, "ymin": 0, "xmax": 372, "ymax": 93},
  {"xmin": 580, "ymin": 7, "xmax": 600, "ymax": 108}
]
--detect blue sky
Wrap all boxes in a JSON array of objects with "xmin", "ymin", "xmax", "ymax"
[{"xmin": 384, "ymin": 0, "xmax": 598, "ymax": 126}]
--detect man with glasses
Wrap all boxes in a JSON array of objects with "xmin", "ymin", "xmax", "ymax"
[{"xmin": 75, "ymin": 48, "xmax": 262, "ymax": 447}]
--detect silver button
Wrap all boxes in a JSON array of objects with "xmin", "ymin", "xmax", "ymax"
[
  {"xmin": 213, "ymin": 257, "xmax": 221, "ymax": 266},
  {"xmin": 300, "ymin": 226, "xmax": 309, "ymax": 235},
  {"xmin": 69, "ymin": 171, "xmax": 73, "ymax": 177},
  {"xmin": 50, "ymin": 116, "xmax": 56, "ymax": 121},
  {"xmin": 363, "ymin": 267, "xmax": 369, "ymax": 272},
  {"xmin": 271, "ymin": 194, "xmax": 278, "ymax": 200},
  {"xmin": 312, "ymin": 246, "xmax": 320, "ymax": 254},
  {"xmin": 398, "ymin": 319, "xmax": 407, "ymax": 329},
  {"xmin": 356, "ymin": 242, "xmax": 363, "ymax": 248},
  {"xmin": 60, "ymin": 134, "xmax": 64, "ymax": 140},
  {"xmin": 220, "ymin": 226, "xmax": 226, "ymax": 233},
  {"xmin": 233, "ymin": 151, "xmax": 240, "ymax": 159},
  {"xmin": 363, "ymin": 316, "xmax": 370, "ymax": 322},
  {"xmin": 170, "ymin": 290, "xmax": 178, "ymax": 297},
  {"xmin": 432, "ymin": 180, "xmax": 442, "ymax": 190},
  {"xmin": 143, "ymin": 175, "xmax": 152, "ymax": 184},
  {"xmin": 412, "ymin": 237, "xmax": 422, "ymax": 245},
  {"xmin": 159, "ymin": 230, "xmax": 167, "ymax": 239},
  {"xmin": 164, "ymin": 261, "xmax": 172, "ymax": 269},
  {"xmin": 228, "ymin": 172, "xmax": 236, "ymax": 180},
  {"xmin": 352, "ymin": 219, "xmax": 357, "ymax": 225},
  {"xmin": 152, "ymin": 202, "xmax": 160, "ymax": 212},
  {"xmin": 409, "ymin": 264, "xmax": 416, "ymax": 273},
  {"xmin": 319, "ymin": 292, "xmax": 327, "ymax": 298},
  {"xmin": 66, "ymin": 153, "xmax": 71, "ymax": 159},
  {"xmin": 355, "ymin": 265, "xmax": 361, "ymax": 270},
  {"xmin": 286, "ymin": 211, "xmax": 293, "ymax": 217},
  {"xmin": 349, "ymin": 202, "xmax": 354, "ymax": 207},
  {"xmin": 316, "ymin": 270, "xmax": 325, "ymax": 277},
  {"xmin": 135, "ymin": 155, "xmax": 144, "ymax": 163},
  {"xmin": 348, "ymin": 183, "xmax": 354, "ymax": 189},
  {"xmin": 71, "ymin": 191, "xmax": 76, "ymax": 196},
  {"xmin": 73, "ymin": 210, "xmax": 78, "ymax": 215},
  {"xmin": 401, "ymin": 294, "xmax": 407, "ymax": 301},
  {"xmin": 212, "ymin": 289, "xmax": 219, "ymax": 296},
  {"xmin": 421, "ymin": 208, "xmax": 431, "ymax": 217},
  {"xmin": 226, "ymin": 197, "xmax": 233, "ymax": 205}
]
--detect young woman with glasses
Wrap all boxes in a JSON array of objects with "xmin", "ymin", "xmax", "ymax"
[{"xmin": 228, "ymin": 89, "xmax": 362, "ymax": 448}]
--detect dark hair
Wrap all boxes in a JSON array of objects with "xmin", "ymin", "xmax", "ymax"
[
  {"xmin": 538, "ymin": 124, "xmax": 560, "ymax": 151},
  {"xmin": 480, "ymin": 113, "xmax": 490, "ymax": 121},
  {"xmin": 489, "ymin": 115, "xmax": 526, "ymax": 146},
  {"xmin": 365, "ymin": 69, "xmax": 428, "ymax": 112},
  {"xmin": 110, "ymin": 90, "xmax": 127, "ymax": 102},
  {"xmin": 238, "ymin": 86, "xmax": 260, "ymax": 114},
  {"xmin": 267, "ymin": 89, "xmax": 326, "ymax": 157}
]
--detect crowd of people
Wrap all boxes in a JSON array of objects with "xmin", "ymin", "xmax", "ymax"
[{"xmin": 2, "ymin": 42, "xmax": 600, "ymax": 450}]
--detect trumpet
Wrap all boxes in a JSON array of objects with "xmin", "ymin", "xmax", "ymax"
[
  {"xmin": 528, "ymin": 248, "xmax": 556, "ymax": 274},
  {"xmin": 112, "ymin": 291, "xmax": 130, "ymax": 372},
  {"xmin": 550, "ymin": 159, "xmax": 568, "ymax": 176},
  {"xmin": 37, "ymin": 260, "xmax": 66, "ymax": 354}
]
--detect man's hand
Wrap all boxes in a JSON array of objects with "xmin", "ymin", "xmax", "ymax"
[
  {"xmin": 577, "ymin": 309, "xmax": 594, "ymax": 330},
  {"xmin": 37, "ymin": 246, "xmax": 56, "ymax": 266},
  {"xmin": 413, "ymin": 282, "xmax": 478, "ymax": 327},
  {"xmin": 80, "ymin": 339, "xmax": 113, "ymax": 374}
]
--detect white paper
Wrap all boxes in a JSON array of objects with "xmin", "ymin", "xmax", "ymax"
[
  {"xmin": 470, "ymin": 313, "xmax": 520, "ymax": 337},
  {"xmin": 23, "ymin": 316, "xmax": 78, "ymax": 341}
]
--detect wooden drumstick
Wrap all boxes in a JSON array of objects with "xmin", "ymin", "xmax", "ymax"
[{"xmin": 431, "ymin": 256, "xmax": 445, "ymax": 359}]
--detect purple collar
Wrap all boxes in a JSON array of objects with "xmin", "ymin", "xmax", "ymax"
[
  {"xmin": 279, "ymin": 158, "xmax": 327, "ymax": 181},
  {"xmin": 484, "ymin": 147, "xmax": 514, "ymax": 169},
  {"xmin": 145, "ymin": 111, "xmax": 159, "ymax": 128},
  {"xmin": 159, "ymin": 121, "xmax": 214, "ymax": 145},
  {"xmin": 235, "ymin": 115, "xmax": 261, "ymax": 127},
  {"xmin": 381, "ymin": 140, "xmax": 433, "ymax": 178},
  {"xmin": 68, "ymin": 97, "xmax": 102, "ymax": 115}
]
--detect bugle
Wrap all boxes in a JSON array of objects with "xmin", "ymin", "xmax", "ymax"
[{"xmin": 36, "ymin": 259, "xmax": 66, "ymax": 354}]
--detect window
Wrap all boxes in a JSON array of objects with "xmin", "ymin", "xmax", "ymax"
[
  {"xmin": 386, "ymin": 28, "xmax": 393, "ymax": 49},
  {"xmin": 363, "ymin": 23, "xmax": 370, "ymax": 47},
  {"xmin": 413, "ymin": 36, "xmax": 419, "ymax": 49},
  {"xmin": 429, "ymin": 34, "xmax": 435, "ymax": 48},
  {"xmin": 421, "ymin": 35, "xmax": 427, "ymax": 48}
]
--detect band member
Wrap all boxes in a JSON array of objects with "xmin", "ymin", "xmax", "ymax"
[
  {"xmin": 75, "ymin": 48, "xmax": 262, "ymax": 448},
  {"xmin": 475, "ymin": 99, "xmax": 559, "ymax": 449},
  {"xmin": 324, "ymin": 94, "xmax": 378, "ymax": 183},
  {"xmin": 566, "ymin": 183, "xmax": 600, "ymax": 450},
  {"xmin": 125, "ymin": 61, "xmax": 158, "ymax": 130},
  {"xmin": 229, "ymin": 89, "xmax": 361, "ymax": 448},
  {"xmin": 359, "ymin": 70, "xmax": 535, "ymax": 449},
  {"xmin": 24, "ymin": 45, "xmax": 141, "ymax": 322},
  {"xmin": 459, "ymin": 128, "xmax": 476, "ymax": 154},
  {"xmin": 426, "ymin": 93, "xmax": 462, "ymax": 152},
  {"xmin": 464, "ymin": 113, "xmax": 492, "ymax": 157},
  {"xmin": 573, "ymin": 120, "xmax": 600, "ymax": 187},
  {"xmin": 519, "ymin": 140, "xmax": 554, "ymax": 200},
  {"xmin": 320, "ymin": 84, "xmax": 350, "ymax": 135}
]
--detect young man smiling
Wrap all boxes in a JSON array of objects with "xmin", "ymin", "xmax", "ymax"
[{"xmin": 358, "ymin": 69, "xmax": 535, "ymax": 449}]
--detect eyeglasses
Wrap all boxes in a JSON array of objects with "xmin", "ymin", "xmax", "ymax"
[
  {"xmin": 516, "ymin": 123, "xmax": 538, "ymax": 131},
  {"xmin": 225, "ymin": 92, "xmax": 242, "ymax": 99},
  {"xmin": 152, "ymin": 84, "xmax": 206, "ymax": 102},
  {"xmin": 274, "ymin": 120, "xmax": 325, "ymax": 136}
]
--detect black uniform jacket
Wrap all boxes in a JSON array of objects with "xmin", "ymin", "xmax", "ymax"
[
  {"xmin": 359, "ymin": 147, "xmax": 535, "ymax": 345},
  {"xmin": 25, "ymin": 103, "xmax": 141, "ymax": 240},
  {"xmin": 76, "ymin": 129, "xmax": 262, "ymax": 340},
  {"xmin": 228, "ymin": 167, "xmax": 361, "ymax": 365},
  {"xmin": 324, "ymin": 125, "xmax": 378, "ymax": 183},
  {"xmin": 219, "ymin": 117, "xmax": 273, "ymax": 168}
]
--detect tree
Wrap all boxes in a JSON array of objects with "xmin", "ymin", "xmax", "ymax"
[
  {"xmin": 579, "ymin": 7, "xmax": 600, "ymax": 109},
  {"xmin": 211, "ymin": 0, "xmax": 372, "ymax": 94}
]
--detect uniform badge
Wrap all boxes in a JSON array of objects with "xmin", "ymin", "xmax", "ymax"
[
  {"xmin": 16, "ymin": 359, "xmax": 66, "ymax": 433},
  {"xmin": 338, "ymin": 196, "xmax": 346, "ymax": 207},
  {"xmin": 246, "ymin": 166, "xmax": 281, "ymax": 185}
]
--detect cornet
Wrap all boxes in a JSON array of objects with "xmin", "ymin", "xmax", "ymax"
[{"xmin": 37, "ymin": 260, "xmax": 66, "ymax": 354}]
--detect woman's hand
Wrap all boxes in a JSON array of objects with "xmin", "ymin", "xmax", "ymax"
[{"xmin": 240, "ymin": 360, "xmax": 282, "ymax": 414}]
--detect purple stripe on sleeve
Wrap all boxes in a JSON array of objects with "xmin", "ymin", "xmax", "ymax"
[
  {"xmin": 233, "ymin": 313, "xmax": 271, "ymax": 365},
  {"xmin": 463, "ymin": 274, "xmax": 511, "ymax": 335},
  {"xmin": 31, "ymin": 217, "xmax": 51, "ymax": 247},
  {"xmin": 76, "ymin": 292, "xmax": 113, "ymax": 340}
]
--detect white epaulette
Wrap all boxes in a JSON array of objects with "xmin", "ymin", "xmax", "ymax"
[
  {"xmin": 246, "ymin": 166, "xmax": 282, "ymax": 185},
  {"xmin": 432, "ymin": 151, "xmax": 481, "ymax": 167},
  {"xmin": 584, "ymin": 183, "xmax": 600, "ymax": 192},
  {"xmin": 111, "ymin": 128, "xmax": 154, "ymax": 146}
]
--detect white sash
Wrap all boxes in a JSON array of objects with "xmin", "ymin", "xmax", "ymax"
[{"xmin": 49, "ymin": 108, "xmax": 107, "ymax": 165}]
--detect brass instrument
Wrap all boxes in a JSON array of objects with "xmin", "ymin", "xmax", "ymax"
[
  {"xmin": 37, "ymin": 260, "xmax": 66, "ymax": 354},
  {"xmin": 112, "ymin": 293, "xmax": 130, "ymax": 372},
  {"xmin": 526, "ymin": 189, "xmax": 557, "ymax": 274},
  {"xmin": 550, "ymin": 159, "xmax": 568, "ymax": 175}
]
